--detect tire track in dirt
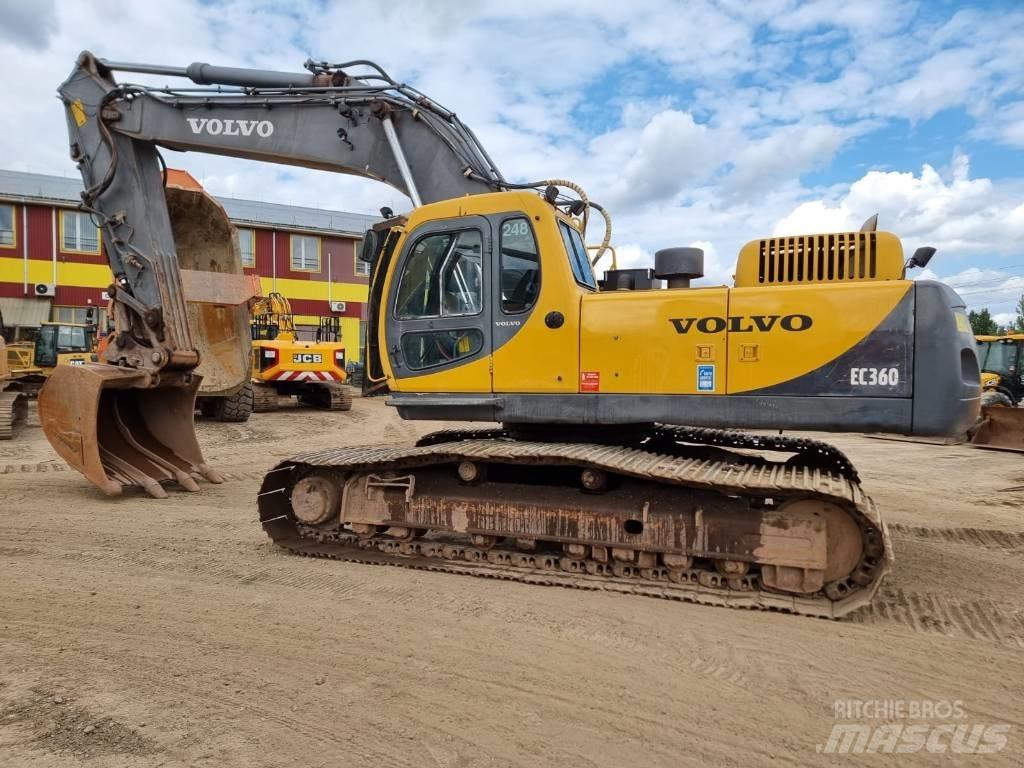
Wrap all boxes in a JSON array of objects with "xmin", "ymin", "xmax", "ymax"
[
  {"xmin": 888, "ymin": 523, "xmax": 1024, "ymax": 549},
  {"xmin": 1, "ymin": 629, "xmax": 421, "ymax": 768},
  {"xmin": 854, "ymin": 587, "xmax": 1024, "ymax": 648},
  {"xmin": 0, "ymin": 461, "xmax": 68, "ymax": 474}
]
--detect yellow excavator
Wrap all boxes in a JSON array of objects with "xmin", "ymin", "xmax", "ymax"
[
  {"xmin": 250, "ymin": 292, "xmax": 352, "ymax": 412},
  {"xmin": 970, "ymin": 333, "xmax": 1024, "ymax": 451},
  {"xmin": 43, "ymin": 53, "xmax": 980, "ymax": 617},
  {"xmin": 0, "ymin": 311, "xmax": 29, "ymax": 439}
]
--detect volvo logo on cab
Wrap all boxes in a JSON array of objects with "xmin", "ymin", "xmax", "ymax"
[
  {"xmin": 669, "ymin": 314, "xmax": 813, "ymax": 334},
  {"xmin": 186, "ymin": 118, "xmax": 275, "ymax": 138}
]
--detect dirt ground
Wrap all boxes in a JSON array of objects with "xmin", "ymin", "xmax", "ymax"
[{"xmin": 1, "ymin": 395, "xmax": 1022, "ymax": 767}]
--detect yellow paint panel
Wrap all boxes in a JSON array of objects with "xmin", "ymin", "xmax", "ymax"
[
  {"xmin": 727, "ymin": 281, "xmax": 910, "ymax": 393},
  {"xmin": 388, "ymin": 353, "xmax": 492, "ymax": 393},
  {"xmin": 580, "ymin": 288, "xmax": 729, "ymax": 394},
  {"xmin": 70, "ymin": 99, "xmax": 88, "ymax": 127},
  {"xmin": 0, "ymin": 257, "xmax": 111, "ymax": 286},
  {"xmin": 259, "ymin": 276, "xmax": 367, "ymax": 303}
]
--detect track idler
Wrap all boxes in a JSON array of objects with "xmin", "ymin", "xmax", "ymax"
[{"xmin": 39, "ymin": 363, "xmax": 223, "ymax": 497}]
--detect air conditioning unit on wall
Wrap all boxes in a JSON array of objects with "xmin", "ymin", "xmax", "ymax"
[
  {"xmin": 330, "ymin": 301, "xmax": 346, "ymax": 313},
  {"xmin": 34, "ymin": 283, "xmax": 56, "ymax": 297}
]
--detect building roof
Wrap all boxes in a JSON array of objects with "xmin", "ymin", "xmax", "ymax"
[{"xmin": 0, "ymin": 168, "xmax": 379, "ymax": 237}]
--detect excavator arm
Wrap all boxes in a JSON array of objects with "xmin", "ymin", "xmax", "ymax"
[{"xmin": 44, "ymin": 51, "xmax": 505, "ymax": 496}]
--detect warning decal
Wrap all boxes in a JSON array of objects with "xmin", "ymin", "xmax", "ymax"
[{"xmin": 580, "ymin": 371, "xmax": 600, "ymax": 392}]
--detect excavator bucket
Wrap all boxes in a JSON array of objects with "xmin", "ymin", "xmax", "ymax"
[
  {"xmin": 969, "ymin": 406, "xmax": 1024, "ymax": 452},
  {"xmin": 38, "ymin": 364, "xmax": 223, "ymax": 497},
  {"xmin": 166, "ymin": 176, "xmax": 256, "ymax": 399}
]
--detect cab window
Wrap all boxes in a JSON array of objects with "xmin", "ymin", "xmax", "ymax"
[
  {"xmin": 558, "ymin": 221, "xmax": 596, "ymax": 290},
  {"xmin": 500, "ymin": 217, "xmax": 540, "ymax": 313},
  {"xmin": 401, "ymin": 329, "xmax": 483, "ymax": 370},
  {"xmin": 396, "ymin": 229, "xmax": 483, "ymax": 319}
]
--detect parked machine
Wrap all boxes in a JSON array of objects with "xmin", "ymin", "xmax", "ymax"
[
  {"xmin": 250, "ymin": 292, "xmax": 352, "ymax": 412},
  {"xmin": 44, "ymin": 52, "xmax": 980, "ymax": 616},
  {"xmin": 976, "ymin": 334, "xmax": 1023, "ymax": 406},
  {"xmin": 6, "ymin": 318, "xmax": 99, "ymax": 396},
  {"xmin": 0, "ymin": 311, "xmax": 28, "ymax": 440},
  {"xmin": 970, "ymin": 333, "xmax": 1024, "ymax": 451}
]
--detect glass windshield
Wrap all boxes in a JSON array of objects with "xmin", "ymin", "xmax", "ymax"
[
  {"xmin": 57, "ymin": 325, "xmax": 89, "ymax": 352},
  {"xmin": 981, "ymin": 340, "xmax": 1019, "ymax": 376},
  {"xmin": 35, "ymin": 326, "xmax": 58, "ymax": 367},
  {"xmin": 500, "ymin": 217, "xmax": 540, "ymax": 313},
  {"xmin": 396, "ymin": 229, "xmax": 483, "ymax": 319},
  {"xmin": 558, "ymin": 221, "xmax": 597, "ymax": 290}
]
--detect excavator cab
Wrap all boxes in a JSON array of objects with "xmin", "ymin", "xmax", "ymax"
[{"xmin": 32, "ymin": 321, "xmax": 96, "ymax": 369}]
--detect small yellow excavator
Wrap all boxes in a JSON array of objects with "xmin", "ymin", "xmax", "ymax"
[
  {"xmin": 250, "ymin": 292, "xmax": 352, "ymax": 412},
  {"xmin": 970, "ymin": 333, "xmax": 1024, "ymax": 451}
]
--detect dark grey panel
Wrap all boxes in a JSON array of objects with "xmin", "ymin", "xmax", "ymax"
[
  {"xmin": 388, "ymin": 392, "xmax": 914, "ymax": 434},
  {"xmin": 911, "ymin": 281, "xmax": 980, "ymax": 436}
]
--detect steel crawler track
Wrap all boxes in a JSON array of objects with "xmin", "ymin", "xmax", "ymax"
[
  {"xmin": 0, "ymin": 389, "xmax": 27, "ymax": 440},
  {"xmin": 259, "ymin": 427, "xmax": 892, "ymax": 619}
]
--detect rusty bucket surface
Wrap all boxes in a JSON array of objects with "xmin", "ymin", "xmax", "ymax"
[
  {"xmin": 38, "ymin": 363, "xmax": 224, "ymax": 497},
  {"xmin": 969, "ymin": 406, "xmax": 1024, "ymax": 453}
]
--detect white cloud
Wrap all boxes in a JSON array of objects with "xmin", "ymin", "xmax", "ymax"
[
  {"xmin": 931, "ymin": 268, "xmax": 1024, "ymax": 318},
  {"xmin": 0, "ymin": 0, "xmax": 1020, "ymax": 301},
  {"xmin": 772, "ymin": 152, "xmax": 1024, "ymax": 271}
]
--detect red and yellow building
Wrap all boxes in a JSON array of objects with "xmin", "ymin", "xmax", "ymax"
[{"xmin": 0, "ymin": 168, "xmax": 377, "ymax": 360}]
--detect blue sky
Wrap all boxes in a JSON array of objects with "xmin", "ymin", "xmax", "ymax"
[{"xmin": 1, "ymin": 0, "xmax": 1022, "ymax": 322}]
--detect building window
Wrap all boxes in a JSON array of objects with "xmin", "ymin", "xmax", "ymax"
[
  {"xmin": 0, "ymin": 204, "xmax": 14, "ymax": 248},
  {"xmin": 290, "ymin": 234, "xmax": 320, "ymax": 271},
  {"xmin": 52, "ymin": 306, "xmax": 100, "ymax": 325},
  {"xmin": 61, "ymin": 210, "xmax": 101, "ymax": 253},
  {"xmin": 354, "ymin": 241, "xmax": 370, "ymax": 276},
  {"xmin": 238, "ymin": 228, "xmax": 255, "ymax": 267}
]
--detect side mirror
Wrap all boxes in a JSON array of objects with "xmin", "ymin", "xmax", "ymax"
[
  {"xmin": 908, "ymin": 246, "xmax": 936, "ymax": 270},
  {"xmin": 359, "ymin": 229, "xmax": 381, "ymax": 266}
]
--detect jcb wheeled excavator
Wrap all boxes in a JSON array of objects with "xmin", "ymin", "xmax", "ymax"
[
  {"xmin": 250, "ymin": 292, "xmax": 352, "ymax": 412},
  {"xmin": 49, "ymin": 52, "xmax": 980, "ymax": 617}
]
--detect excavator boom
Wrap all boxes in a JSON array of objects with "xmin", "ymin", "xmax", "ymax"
[{"xmin": 48, "ymin": 51, "xmax": 502, "ymax": 496}]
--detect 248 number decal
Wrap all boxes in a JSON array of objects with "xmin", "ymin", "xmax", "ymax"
[{"xmin": 850, "ymin": 367, "xmax": 900, "ymax": 386}]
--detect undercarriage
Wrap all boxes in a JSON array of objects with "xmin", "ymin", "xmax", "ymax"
[
  {"xmin": 258, "ymin": 426, "xmax": 891, "ymax": 618},
  {"xmin": 252, "ymin": 381, "xmax": 353, "ymax": 412}
]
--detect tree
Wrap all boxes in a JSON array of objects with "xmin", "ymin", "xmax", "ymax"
[
  {"xmin": 968, "ymin": 308, "xmax": 999, "ymax": 336},
  {"xmin": 1015, "ymin": 294, "xmax": 1024, "ymax": 332}
]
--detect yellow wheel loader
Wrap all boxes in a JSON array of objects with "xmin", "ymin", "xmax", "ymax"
[
  {"xmin": 970, "ymin": 334, "xmax": 1024, "ymax": 451},
  {"xmin": 249, "ymin": 292, "xmax": 352, "ymax": 412},
  {"xmin": 45, "ymin": 53, "xmax": 980, "ymax": 617}
]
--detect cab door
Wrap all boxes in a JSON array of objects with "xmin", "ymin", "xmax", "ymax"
[
  {"xmin": 490, "ymin": 212, "xmax": 584, "ymax": 394},
  {"xmin": 384, "ymin": 216, "xmax": 493, "ymax": 393}
]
